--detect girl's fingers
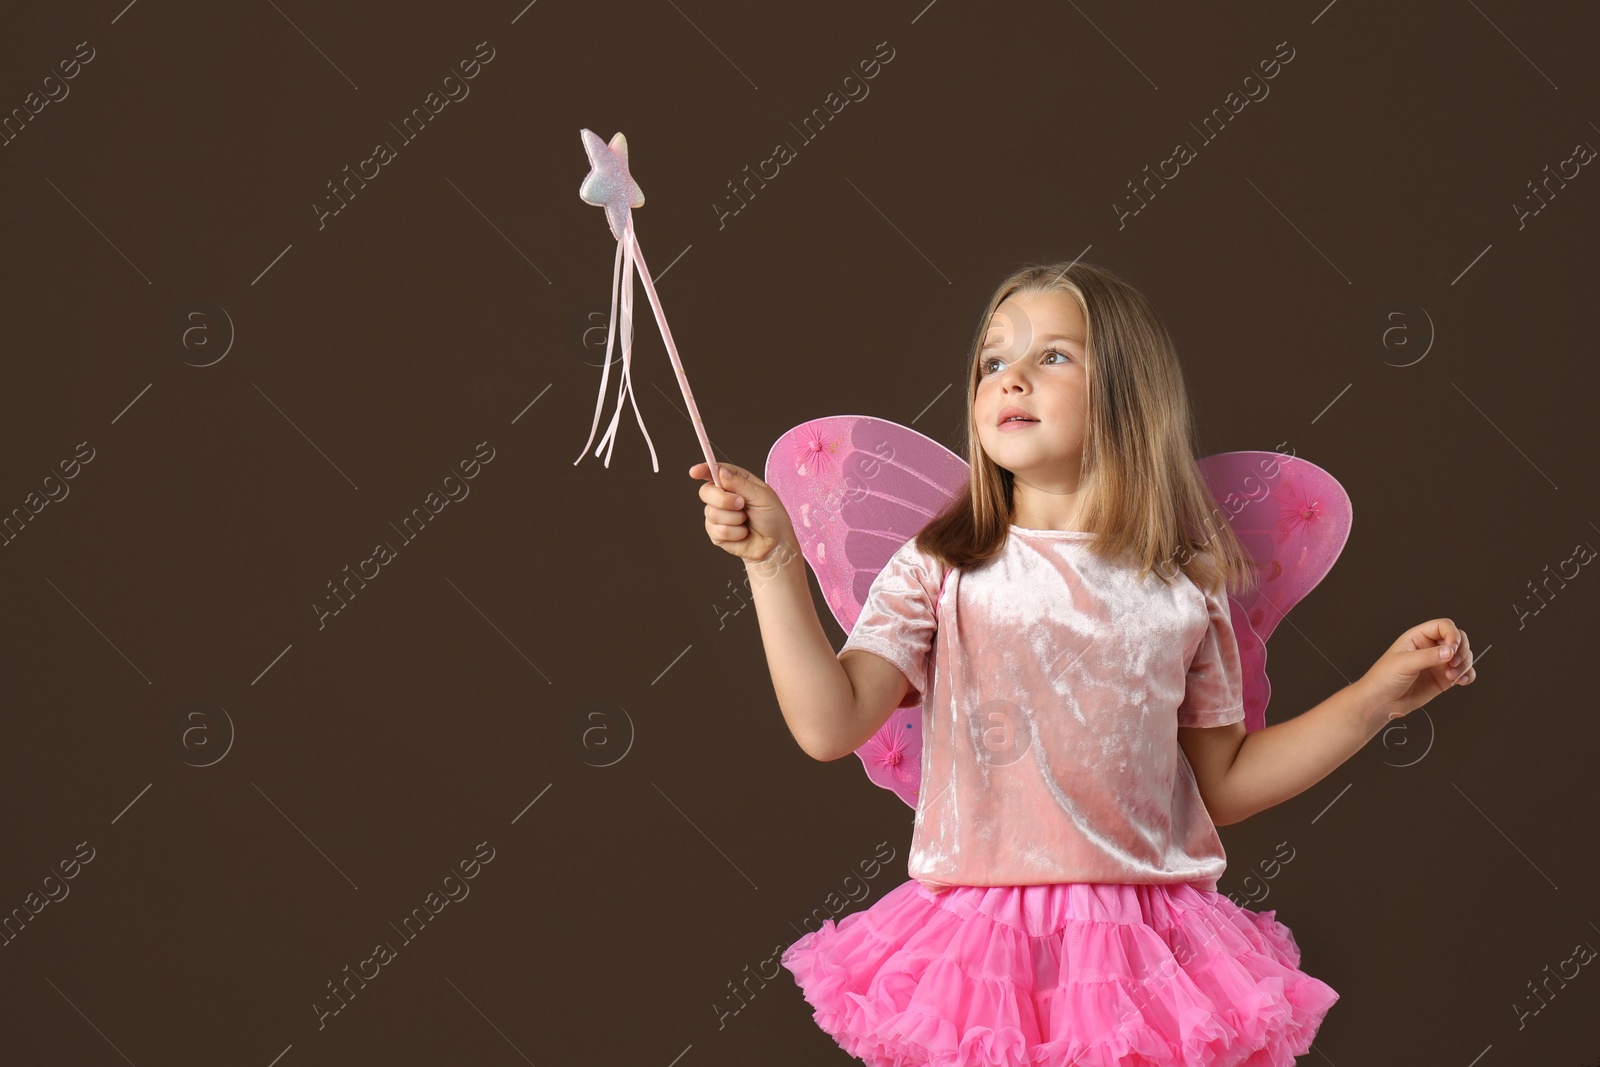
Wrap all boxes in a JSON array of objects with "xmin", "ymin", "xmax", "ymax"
[
  {"xmin": 699, "ymin": 482, "xmax": 743, "ymax": 510},
  {"xmin": 1402, "ymin": 618, "xmax": 1459, "ymax": 659},
  {"xmin": 1427, "ymin": 620, "xmax": 1458, "ymax": 657},
  {"xmin": 691, "ymin": 462, "xmax": 747, "ymax": 498}
]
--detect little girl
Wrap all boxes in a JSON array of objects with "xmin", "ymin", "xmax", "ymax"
[{"xmin": 689, "ymin": 261, "xmax": 1476, "ymax": 1066}]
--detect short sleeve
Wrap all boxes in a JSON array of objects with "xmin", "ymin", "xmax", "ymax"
[
  {"xmin": 839, "ymin": 537, "xmax": 942, "ymax": 710},
  {"xmin": 1176, "ymin": 583, "xmax": 1246, "ymax": 728}
]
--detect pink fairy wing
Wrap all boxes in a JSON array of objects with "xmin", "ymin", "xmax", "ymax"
[
  {"xmin": 764, "ymin": 416, "xmax": 968, "ymax": 808},
  {"xmin": 1194, "ymin": 451, "xmax": 1353, "ymax": 734}
]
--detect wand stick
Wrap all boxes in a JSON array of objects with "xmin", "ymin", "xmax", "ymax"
[{"xmin": 623, "ymin": 215, "xmax": 721, "ymax": 489}]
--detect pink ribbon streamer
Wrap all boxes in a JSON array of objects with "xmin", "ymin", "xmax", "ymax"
[{"xmin": 573, "ymin": 161, "xmax": 722, "ymax": 490}]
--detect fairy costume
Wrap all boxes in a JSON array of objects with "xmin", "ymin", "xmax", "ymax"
[{"xmin": 765, "ymin": 419, "xmax": 1346, "ymax": 1066}]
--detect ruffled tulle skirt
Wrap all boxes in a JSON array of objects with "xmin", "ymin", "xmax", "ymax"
[{"xmin": 780, "ymin": 878, "xmax": 1339, "ymax": 1067}]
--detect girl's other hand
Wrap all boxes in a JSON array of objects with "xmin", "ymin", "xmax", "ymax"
[
  {"xmin": 1359, "ymin": 618, "xmax": 1476, "ymax": 721},
  {"xmin": 690, "ymin": 461, "xmax": 795, "ymax": 564}
]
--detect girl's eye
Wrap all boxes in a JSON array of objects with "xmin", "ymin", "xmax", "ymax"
[{"xmin": 981, "ymin": 348, "xmax": 1071, "ymax": 375}]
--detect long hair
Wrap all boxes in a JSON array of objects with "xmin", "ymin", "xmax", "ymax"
[{"xmin": 914, "ymin": 260, "xmax": 1259, "ymax": 600}]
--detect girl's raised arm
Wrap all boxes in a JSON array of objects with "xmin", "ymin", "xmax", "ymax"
[{"xmin": 691, "ymin": 461, "xmax": 860, "ymax": 761}]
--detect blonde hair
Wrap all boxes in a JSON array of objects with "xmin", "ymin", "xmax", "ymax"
[{"xmin": 914, "ymin": 260, "xmax": 1259, "ymax": 600}]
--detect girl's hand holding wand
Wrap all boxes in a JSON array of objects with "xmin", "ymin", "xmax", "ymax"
[
  {"xmin": 1359, "ymin": 618, "xmax": 1477, "ymax": 722},
  {"xmin": 690, "ymin": 461, "xmax": 796, "ymax": 568}
]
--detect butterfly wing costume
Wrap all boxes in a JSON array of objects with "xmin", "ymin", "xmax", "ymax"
[{"xmin": 764, "ymin": 415, "xmax": 1350, "ymax": 1066}]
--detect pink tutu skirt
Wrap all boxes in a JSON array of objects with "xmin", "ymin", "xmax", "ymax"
[{"xmin": 780, "ymin": 878, "xmax": 1339, "ymax": 1067}]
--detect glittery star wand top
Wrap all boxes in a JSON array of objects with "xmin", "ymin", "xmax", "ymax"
[{"xmin": 574, "ymin": 129, "xmax": 724, "ymax": 490}]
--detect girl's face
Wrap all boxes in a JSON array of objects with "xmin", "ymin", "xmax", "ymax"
[{"xmin": 974, "ymin": 289, "xmax": 1090, "ymax": 490}]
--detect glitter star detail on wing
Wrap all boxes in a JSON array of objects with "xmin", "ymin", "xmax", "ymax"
[{"xmin": 578, "ymin": 129, "xmax": 645, "ymax": 242}]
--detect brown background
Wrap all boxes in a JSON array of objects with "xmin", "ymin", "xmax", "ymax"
[{"xmin": 2, "ymin": 1, "xmax": 1596, "ymax": 1064}]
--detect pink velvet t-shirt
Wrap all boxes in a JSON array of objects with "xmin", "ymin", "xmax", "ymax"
[{"xmin": 839, "ymin": 525, "xmax": 1245, "ymax": 894}]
